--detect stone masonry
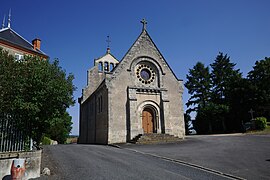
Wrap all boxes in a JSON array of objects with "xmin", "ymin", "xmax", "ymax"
[{"xmin": 79, "ymin": 24, "xmax": 185, "ymax": 144}]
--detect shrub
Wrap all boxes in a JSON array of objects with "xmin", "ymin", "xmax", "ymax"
[
  {"xmin": 42, "ymin": 136, "xmax": 52, "ymax": 145},
  {"xmin": 255, "ymin": 117, "xmax": 267, "ymax": 130}
]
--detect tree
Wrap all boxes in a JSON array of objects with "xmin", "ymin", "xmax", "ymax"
[
  {"xmin": 248, "ymin": 57, "xmax": 270, "ymax": 120},
  {"xmin": 210, "ymin": 52, "xmax": 242, "ymax": 105},
  {"xmin": 46, "ymin": 112, "xmax": 73, "ymax": 144},
  {"xmin": 194, "ymin": 103, "xmax": 229, "ymax": 134},
  {"xmin": 210, "ymin": 52, "xmax": 242, "ymax": 132},
  {"xmin": 184, "ymin": 113, "xmax": 192, "ymax": 135},
  {"xmin": 0, "ymin": 48, "xmax": 76, "ymax": 147},
  {"xmin": 186, "ymin": 53, "xmax": 269, "ymax": 134},
  {"xmin": 226, "ymin": 78, "xmax": 253, "ymax": 131},
  {"xmin": 185, "ymin": 62, "xmax": 211, "ymax": 114}
]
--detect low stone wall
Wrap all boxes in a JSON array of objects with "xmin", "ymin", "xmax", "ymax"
[{"xmin": 0, "ymin": 150, "xmax": 42, "ymax": 180}]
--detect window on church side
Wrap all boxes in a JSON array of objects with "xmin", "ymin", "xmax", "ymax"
[
  {"xmin": 97, "ymin": 96, "xmax": 103, "ymax": 113},
  {"xmin": 98, "ymin": 62, "xmax": 103, "ymax": 71},
  {"xmin": 90, "ymin": 102, "xmax": 94, "ymax": 114},
  {"xmin": 97, "ymin": 97, "xmax": 100, "ymax": 113},
  {"xmin": 100, "ymin": 96, "xmax": 102, "ymax": 113}
]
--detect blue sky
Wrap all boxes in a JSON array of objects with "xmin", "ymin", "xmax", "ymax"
[{"xmin": 1, "ymin": 0, "xmax": 270, "ymax": 135}]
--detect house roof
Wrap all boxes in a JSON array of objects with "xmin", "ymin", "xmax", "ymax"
[{"xmin": 0, "ymin": 27, "xmax": 47, "ymax": 57}]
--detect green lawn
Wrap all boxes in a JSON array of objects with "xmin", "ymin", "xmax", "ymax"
[{"xmin": 247, "ymin": 125, "xmax": 270, "ymax": 135}]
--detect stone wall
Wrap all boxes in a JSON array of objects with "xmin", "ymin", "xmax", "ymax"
[
  {"xmin": 79, "ymin": 29, "xmax": 185, "ymax": 144},
  {"xmin": 0, "ymin": 150, "xmax": 42, "ymax": 179},
  {"xmin": 79, "ymin": 83, "xmax": 108, "ymax": 144},
  {"xmin": 106, "ymin": 30, "xmax": 185, "ymax": 143}
]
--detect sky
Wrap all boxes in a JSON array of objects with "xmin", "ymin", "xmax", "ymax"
[{"xmin": 1, "ymin": 0, "xmax": 270, "ymax": 135}]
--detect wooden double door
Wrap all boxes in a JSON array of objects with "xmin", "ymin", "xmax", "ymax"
[{"xmin": 142, "ymin": 108, "xmax": 155, "ymax": 133}]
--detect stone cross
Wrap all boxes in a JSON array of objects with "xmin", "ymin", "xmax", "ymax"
[
  {"xmin": 248, "ymin": 108, "xmax": 255, "ymax": 120},
  {"xmin": 140, "ymin": 18, "xmax": 147, "ymax": 30}
]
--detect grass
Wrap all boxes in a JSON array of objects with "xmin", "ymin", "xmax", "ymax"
[
  {"xmin": 247, "ymin": 125, "xmax": 270, "ymax": 135},
  {"xmin": 66, "ymin": 136, "xmax": 78, "ymax": 144}
]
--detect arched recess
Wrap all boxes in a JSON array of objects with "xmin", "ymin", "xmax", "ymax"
[
  {"xmin": 104, "ymin": 62, "xmax": 109, "ymax": 71},
  {"xmin": 137, "ymin": 101, "xmax": 161, "ymax": 134},
  {"xmin": 128, "ymin": 56, "xmax": 165, "ymax": 88},
  {"xmin": 128, "ymin": 56, "xmax": 165, "ymax": 75},
  {"xmin": 110, "ymin": 63, "xmax": 114, "ymax": 71},
  {"xmin": 98, "ymin": 62, "xmax": 103, "ymax": 71},
  {"xmin": 142, "ymin": 107, "xmax": 155, "ymax": 133}
]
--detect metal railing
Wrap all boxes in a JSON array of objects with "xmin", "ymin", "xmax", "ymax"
[{"xmin": 0, "ymin": 115, "xmax": 29, "ymax": 152}]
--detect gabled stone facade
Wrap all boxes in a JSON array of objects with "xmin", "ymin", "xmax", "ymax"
[{"xmin": 79, "ymin": 26, "xmax": 185, "ymax": 144}]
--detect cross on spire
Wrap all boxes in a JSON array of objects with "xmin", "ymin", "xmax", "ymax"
[
  {"xmin": 2, "ymin": 14, "xmax": 5, "ymax": 29},
  {"xmin": 140, "ymin": 18, "xmax": 147, "ymax": 31},
  {"xmin": 106, "ymin": 35, "xmax": 111, "ymax": 48},
  {"xmin": 106, "ymin": 35, "xmax": 111, "ymax": 53},
  {"xmin": 8, "ymin": 9, "xmax": 11, "ymax": 28}
]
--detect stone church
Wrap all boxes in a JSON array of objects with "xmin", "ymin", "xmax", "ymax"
[{"xmin": 79, "ymin": 20, "xmax": 185, "ymax": 144}]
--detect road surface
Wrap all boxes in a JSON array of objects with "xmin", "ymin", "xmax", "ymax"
[{"xmin": 39, "ymin": 144, "xmax": 237, "ymax": 180}]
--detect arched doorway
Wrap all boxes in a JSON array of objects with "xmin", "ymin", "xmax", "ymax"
[{"xmin": 142, "ymin": 108, "xmax": 156, "ymax": 133}]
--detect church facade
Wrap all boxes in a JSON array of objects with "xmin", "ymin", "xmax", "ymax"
[{"xmin": 79, "ymin": 21, "xmax": 185, "ymax": 144}]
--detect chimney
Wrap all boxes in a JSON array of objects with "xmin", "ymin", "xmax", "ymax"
[{"xmin": 32, "ymin": 38, "xmax": 41, "ymax": 50}]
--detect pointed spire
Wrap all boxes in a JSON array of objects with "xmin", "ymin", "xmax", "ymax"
[
  {"xmin": 140, "ymin": 18, "xmax": 147, "ymax": 31},
  {"xmin": 2, "ymin": 14, "xmax": 5, "ymax": 29},
  {"xmin": 106, "ymin": 35, "xmax": 111, "ymax": 54},
  {"xmin": 7, "ymin": 9, "xmax": 11, "ymax": 28}
]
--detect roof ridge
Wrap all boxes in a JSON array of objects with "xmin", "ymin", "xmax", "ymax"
[
  {"xmin": 95, "ymin": 51, "xmax": 118, "ymax": 62},
  {"xmin": 0, "ymin": 27, "xmax": 47, "ymax": 56},
  {"xmin": 0, "ymin": 27, "xmax": 9, "ymax": 33}
]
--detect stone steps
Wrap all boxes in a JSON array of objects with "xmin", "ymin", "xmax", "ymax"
[{"xmin": 130, "ymin": 133, "xmax": 182, "ymax": 144}]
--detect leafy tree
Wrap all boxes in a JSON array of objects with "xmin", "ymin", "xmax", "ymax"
[
  {"xmin": 248, "ymin": 57, "xmax": 270, "ymax": 120},
  {"xmin": 46, "ymin": 112, "xmax": 73, "ymax": 144},
  {"xmin": 0, "ymin": 48, "xmax": 76, "ymax": 147},
  {"xmin": 185, "ymin": 62, "xmax": 211, "ymax": 114}
]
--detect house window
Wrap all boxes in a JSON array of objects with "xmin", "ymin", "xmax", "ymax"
[{"xmin": 15, "ymin": 53, "xmax": 23, "ymax": 61}]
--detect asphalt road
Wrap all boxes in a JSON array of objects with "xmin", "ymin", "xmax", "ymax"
[
  {"xmin": 39, "ymin": 144, "xmax": 235, "ymax": 180},
  {"xmin": 121, "ymin": 134, "xmax": 270, "ymax": 180}
]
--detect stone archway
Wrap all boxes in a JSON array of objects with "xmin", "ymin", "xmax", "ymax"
[{"xmin": 142, "ymin": 107, "xmax": 156, "ymax": 134}]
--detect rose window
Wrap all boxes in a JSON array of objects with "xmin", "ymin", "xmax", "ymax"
[{"xmin": 136, "ymin": 64, "xmax": 155, "ymax": 84}]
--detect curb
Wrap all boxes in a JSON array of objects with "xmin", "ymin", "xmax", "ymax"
[{"xmin": 108, "ymin": 144, "xmax": 121, "ymax": 148}]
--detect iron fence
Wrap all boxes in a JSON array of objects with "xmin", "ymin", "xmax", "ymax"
[{"xmin": 0, "ymin": 115, "xmax": 29, "ymax": 152}]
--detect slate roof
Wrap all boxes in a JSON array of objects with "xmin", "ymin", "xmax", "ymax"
[{"xmin": 0, "ymin": 27, "xmax": 47, "ymax": 56}]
